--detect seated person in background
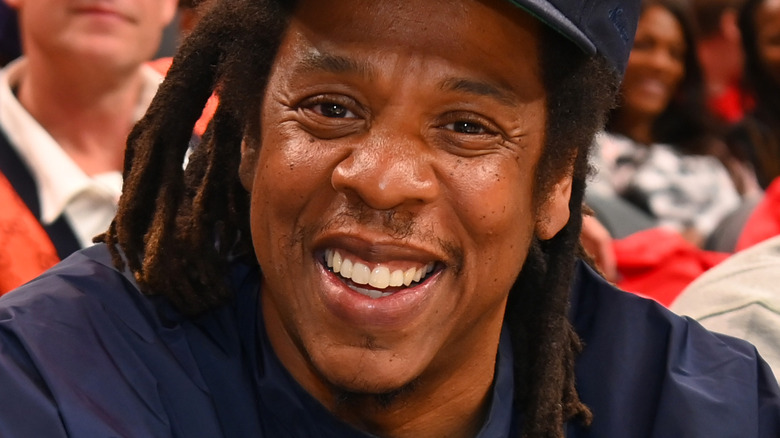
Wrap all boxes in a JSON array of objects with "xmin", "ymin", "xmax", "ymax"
[
  {"xmin": 587, "ymin": 0, "xmax": 757, "ymax": 248},
  {"xmin": 672, "ymin": 234, "xmax": 780, "ymax": 375},
  {"xmin": 727, "ymin": 0, "xmax": 780, "ymax": 190},
  {"xmin": 0, "ymin": 0, "xmax": 177, "ymax": 294},
  {"xmin": 1, "ymin": 0, "xmax": 779, "ymax": 437},
  {"xmin": 691, "ymin": 0, "xmax": 750, "ymax": 125}
]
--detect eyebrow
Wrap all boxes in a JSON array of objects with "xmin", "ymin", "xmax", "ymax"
[
  {"xmin": 438, "ymin": 78, "xmax": 519, "ymax": 107},
  {"xmin": 295, "ymin": 51, "xmax": 376, "ymax": 80},
  {"xmin": 293, "ymin": 50, "xmax": 520, "ymax": 107}
]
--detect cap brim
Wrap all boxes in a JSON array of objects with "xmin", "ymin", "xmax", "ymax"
[{"xmin": 507, "ymin": 0, "xmax": 597, "ymax": 55}]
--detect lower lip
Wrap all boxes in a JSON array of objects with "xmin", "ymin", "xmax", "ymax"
[
  {"xmin": 76, "ymin": 9, "xmax": 126, "ymax": 23},
  {"xmin": 317, "ymin": 262, "xmax": 436, "ymax": 329}
]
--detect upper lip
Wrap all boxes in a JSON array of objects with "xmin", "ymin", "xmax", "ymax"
[
  {"xmin": 72, "ymin": 4, "xmax": 133, "ymax": 21},
  {"xmin": 315, "ymin": 232, "xmax": 448, "ymax": 267}
]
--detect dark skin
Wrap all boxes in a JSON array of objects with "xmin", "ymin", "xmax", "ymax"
[{"xmin": 238, "ymin": 0, "xmax": 573, "ymax": 436}]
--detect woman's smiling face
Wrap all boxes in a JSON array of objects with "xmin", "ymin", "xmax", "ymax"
[{"xmin": 619, "ymin": 4, "xmax": 687, "ymax": 122}]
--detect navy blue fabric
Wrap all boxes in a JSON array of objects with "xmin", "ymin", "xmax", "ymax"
[
  {"xmin": 1, "ymin": 244, "xmax": 779, "ymax": 437},
  {"xmin": 506, "ymin": 0, "xmax": 639, "ymax": 75}
]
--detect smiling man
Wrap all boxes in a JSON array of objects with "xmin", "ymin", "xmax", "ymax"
[{"xmin": 0, "ymin": 0, "xmax": 779, "ymax": 437}]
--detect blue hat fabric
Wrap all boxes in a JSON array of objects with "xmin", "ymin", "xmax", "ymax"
[{"xmin": 507, "ymin": 0, "xmax": 639, "ymax": 76}]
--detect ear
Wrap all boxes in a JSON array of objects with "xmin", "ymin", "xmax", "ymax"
[
  {"xmin": 535, "ymin": 175, "xmax": 573, "ymax": 240},
  {"xmin": 238, "ymin": 138, "xmax": 259, "ymax": 192}
]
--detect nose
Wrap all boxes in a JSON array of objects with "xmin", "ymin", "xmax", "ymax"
[{"xmin": 331, "ymin": 130, "xmax": 439, "ymax": 210}]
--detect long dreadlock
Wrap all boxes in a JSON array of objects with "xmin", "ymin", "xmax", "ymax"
[{"xmin": 98, "ymin": 0, "xmax": 619, "ymax": 436}]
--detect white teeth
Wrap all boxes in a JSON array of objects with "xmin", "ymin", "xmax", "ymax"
[
  {"xmin": 403, "ymin": 268, "xmax": 416, "ymax": 286},
  {"xmin": 389, "ymin": 269, "xmax": 404, "ymax": 287},
  {"xmin": 325, "ymin": 250, "xmax": 436, "ymax": 295},
  {"xmin": 341, "ymin": 258, "xmax": 353, "ymax": 278},
  {"xmin": 351, "ymin": 262, "xmax": 371, "ymax": 285},
  {"xmin": 369, "ymin": 266, "xmax": 391, "ymax": 289},
  {"xmin": 332, "ymin": 250, "xmax": 343, "ymax": 273}
]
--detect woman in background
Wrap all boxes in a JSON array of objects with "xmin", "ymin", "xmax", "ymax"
[
  {"xmin": 729, "ymin": 0, "xmax": 780, "ymax": 190},
  {"xmin": 587, "ymin": 0, "xmax": 752, "ymax": 248}
]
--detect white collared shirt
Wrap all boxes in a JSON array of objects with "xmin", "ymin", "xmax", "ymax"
[{"xmin": 0, "ymin": 58, "xmax": 163, "ymax": 248}]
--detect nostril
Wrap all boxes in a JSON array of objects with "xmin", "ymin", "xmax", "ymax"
[{"xmin": 331, "ymin": 151, "xmax": 439, "ymax": 210}]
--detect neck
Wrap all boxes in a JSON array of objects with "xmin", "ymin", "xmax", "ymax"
[{"xmin": 14, "ymin": 56, "xmax": 148, "ymax": 175}]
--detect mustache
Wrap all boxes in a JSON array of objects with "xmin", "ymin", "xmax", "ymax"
[{"xmin": 313, "ymin": 204, "xmax": 464, "ymax": 272}]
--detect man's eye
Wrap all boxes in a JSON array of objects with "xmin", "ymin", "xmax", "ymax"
[
  {"xmin": 312, "ymin": 102, "xmax": 356, "ymax": 119},
  {"xmin": 445, "ymin": 121, "xmax": 488, "ymax": 135}
]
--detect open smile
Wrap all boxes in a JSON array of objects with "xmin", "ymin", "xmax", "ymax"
[{"xmin": 324, "ymin": 249, "xmax": 438, "ymax": 299}]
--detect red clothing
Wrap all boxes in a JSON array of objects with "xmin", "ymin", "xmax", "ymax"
[
  {"xmin": 708, "ymin": 82, "xmax": 752, "ymax": 125},
  {"xmin": 0, "ymin": 172, "xmax": 58, "ymax": 294},
  {"xmin": 614, "ymin": 228, "xmax": 729, "ymax": 307}
]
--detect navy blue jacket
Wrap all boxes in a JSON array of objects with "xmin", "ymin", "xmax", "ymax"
[{"xmin": 1, "ymin": 244, "xmax": 778, "ymax": 437}]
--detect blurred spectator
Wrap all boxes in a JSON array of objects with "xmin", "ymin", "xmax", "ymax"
[
  {"xmin": 0, "ymin": 0, "xmax": 177, "ymax": 294},
  {"xmin": 727, "ymin": 0, "xmax": 780, "ymax": 190},
  {"xmin": 587, "ymin": 0, "xmax": 748, "ymax": 249},
  {"xmin": 672, "ymin": 0, "xmax": 780, "ymax": 364},
  {"xmin": 691, "ymin": 0, "xmax": 750, "ymax": 124}
]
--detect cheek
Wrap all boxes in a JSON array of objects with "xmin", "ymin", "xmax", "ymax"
[
  {"xmin": 249, "ymin": 130, "xmax": 329, "ymax": 260},
  {"xmin": 445, "ymin": 157, "xmax": 537, "ymax": 265}
]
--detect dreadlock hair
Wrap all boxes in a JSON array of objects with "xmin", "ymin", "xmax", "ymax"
[
  {"xmin": 99, "ymin": 1, "xmax": 620, "ymax": 437},
  {"xmin": 97, "ymin": 0, "xmax": 295, "ymax": 315},
  {"xmin": 507, "ymin": 25, "xmax": 620, "ymax": 438}
]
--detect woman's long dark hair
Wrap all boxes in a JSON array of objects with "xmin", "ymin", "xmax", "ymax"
[
  {"xmin": 733, "ymin": 0, "xmax": 780, "ymax": 187},
  {"xmin": 608, "ymin": 0, "xmax": 718, "ymax": 154},
  {"xmin": 97, "ymin": 1, "xmax": 619, "ymax": 436}
]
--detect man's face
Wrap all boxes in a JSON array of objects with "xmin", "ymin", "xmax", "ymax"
[
  {"xmin": 242, "ymin": 0, "xmax": 571, "ymax": 414},
  {"xmin": 6, "ymin": 0, "xmax": 176, "ymax": 70}
]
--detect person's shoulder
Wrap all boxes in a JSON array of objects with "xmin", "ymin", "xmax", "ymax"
[
  {"xmin": 0, "ymin": 244, "xmax": 156, "ymax": 340},
  {"xmin": 571, "ymin": 261, "xmax": 780, "ymax": 436}
]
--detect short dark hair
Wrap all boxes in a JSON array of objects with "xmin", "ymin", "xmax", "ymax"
[{"xmin": 98, "ymin": 1, "xmax": 619, "ymax": 436}]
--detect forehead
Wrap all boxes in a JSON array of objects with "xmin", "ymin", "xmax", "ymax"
[{"xmin": 277, "ymin": 0, "xmax": 546, "ymax": 98}]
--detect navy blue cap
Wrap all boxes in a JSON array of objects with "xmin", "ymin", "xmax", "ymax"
[{"xmin": 507, "ymin": 0, "xmax": 640, "ymax": 76}]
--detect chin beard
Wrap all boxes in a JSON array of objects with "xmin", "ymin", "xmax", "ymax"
[{"xmin": 333, "ymin": 377, "xmax": 422, "ymax": 411}]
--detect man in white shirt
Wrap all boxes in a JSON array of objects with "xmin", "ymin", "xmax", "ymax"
[{"xmin": 0, "ymin": 0, "xmax": 177, "ymax": 293}]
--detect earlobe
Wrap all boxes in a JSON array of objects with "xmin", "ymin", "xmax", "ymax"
[
  {"xmin": 238, "ymin": 139, "xmax": 259, "ymax": 191},
  {"xmin": 535, "ymin": 176, "xmax": 573, "ymax": 240}
]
